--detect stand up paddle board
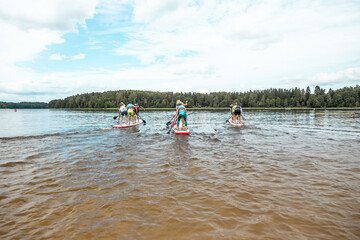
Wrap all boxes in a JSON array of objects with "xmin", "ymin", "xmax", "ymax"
[
  {"xmin": 113, "ymin": 120, "xmax": 143, "ymax": 128},
  {"xmin": 229, "ymin": 119, "xmax": 244, "ymax": 127},
  {"xmin": 173, "ymin": 128, "xmax": 190, "ymax": 135}
]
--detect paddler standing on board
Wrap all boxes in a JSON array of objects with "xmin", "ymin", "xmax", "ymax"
[
  {"xmin": 118, "ymin": 102, "xmax": 128, "ymax": 126},
  {"xmin": 229, "ymin": 103, "xmax": 234, "ymax": 120},
  {"xmin": 231, "ymin": 102, "xmax": 242, "ymax": 124},
  {"xmin": 134, "ymin": 103, "xmax": 145, "ymax": 123},
  {"xmin": 176, "ymin": 102, "xmax": 188, "ymax": 131},
  {"xmin": 127, "ymin": 103, "xmax": 136, "ymax": 124},
  {"xmin": 175, "ymin": 100, "xmax": 188, "ymax": 126}
]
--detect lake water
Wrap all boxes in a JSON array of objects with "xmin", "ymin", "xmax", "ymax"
[{"xmin": 0, "ymin": 109, "xmax": 359, "ymax": 240}]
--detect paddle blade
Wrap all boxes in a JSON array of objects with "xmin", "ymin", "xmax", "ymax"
[{"xmin": 113, "ymin": 116, "xmax": 118, "ymax": 120}]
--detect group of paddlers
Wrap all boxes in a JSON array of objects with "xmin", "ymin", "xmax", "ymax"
[
  {"xmin": 118, "ymin": 103, "xmax": 145, "ymax": 125},
  {"xmin": 118, "ymin": 100, "xmax": 244, "ymax": 128},
  {"xmin": 118, "ymin": 100, "xmax": 189, "ymax": 130}
]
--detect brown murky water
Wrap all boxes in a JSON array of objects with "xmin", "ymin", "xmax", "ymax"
[{"xmin": 0, "ymin": 109, "xmax": 359, "ymax": 239}]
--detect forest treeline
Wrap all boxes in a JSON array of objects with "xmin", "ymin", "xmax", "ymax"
[
  {"xmin": 0, "ymin": 101, "xmax": 48, "ymax": 109},
  {"xmin": 48, "ymin": 85, "xmax": 360, "ymax": 109}
]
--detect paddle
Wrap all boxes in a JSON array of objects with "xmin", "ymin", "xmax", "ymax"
[
  {"xmin": 166, "ymin": 115, "xmax": 176, "ymax": 126},
  {"xmin": 241, "ymin": 113, "xmax": 248, "ymax": 122},
  {"xmin": 141, "ymin": 118, "xmax": 147, "ymax": 125},
  {"xmin": 225, "ymin": 115, "xmax": 231, "ymax": 123},
  {"xmin": 167, "ymin": 121, "xmax": 176, "ymax": 134},
  {"xmin": 113, "ymin": 115, "xmax": 120, "ymax": 125}
]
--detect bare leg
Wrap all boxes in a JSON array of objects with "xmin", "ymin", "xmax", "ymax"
[
  {"xmin": 125, "ymin": 115, "xmax": 128, "ymax": 125},
  {"xmin": 120, "ymin": 115, "xmax": 123, "ymax": 126}
]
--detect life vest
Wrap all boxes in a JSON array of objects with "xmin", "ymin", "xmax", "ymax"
[
  {"xmin": 232, "ymin": 105, "xmax": 242, "ymax": 113},
  {"xmin": 178, "ymin": 105, "xmax": 185, "ymax": 111}
]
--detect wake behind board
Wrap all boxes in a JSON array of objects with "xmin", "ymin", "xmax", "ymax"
[
  {"xmin": 173, "ymin": 128, "xmax": 190, "ymax": 135},
  {"xmin": 113, "ymin": 120, "xmax": 143, "ymax": 128},
  {"xmin": 229, "ymin": 119, "xmax": 244, "ymax": 127}
]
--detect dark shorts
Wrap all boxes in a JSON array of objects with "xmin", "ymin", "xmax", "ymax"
[
  {"xmin": 121, "ymin": 110, "xmax": 127, "ymax": 116},
  {"xmin": 234, "ymin": 110, "xmax": 241, "ymax": 115}
]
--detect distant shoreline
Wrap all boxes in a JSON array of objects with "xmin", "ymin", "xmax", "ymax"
[{"xmin": 47, "ymin": 107, "xmax": 360, "ymax": 111}]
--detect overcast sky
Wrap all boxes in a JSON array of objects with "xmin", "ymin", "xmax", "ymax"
[{"xmin": 0, "ymin": 0, "xmax": 360, "ymax": 102}]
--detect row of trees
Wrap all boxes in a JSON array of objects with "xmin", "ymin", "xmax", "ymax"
[
  {"xmin": 0, "ymin": 101, "xmax": 48, "ymax": 109},
  {"xmin": 48, "ymin": 85, "xmax": 360, "ymax": 109}
]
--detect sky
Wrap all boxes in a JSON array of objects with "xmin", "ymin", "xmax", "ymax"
[{"xmin": 0, "ymin": 0, "xmax": 360, "ymax": 102}]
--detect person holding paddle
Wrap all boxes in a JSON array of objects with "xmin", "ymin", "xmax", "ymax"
[
  {"xmin": 134, "ymin": 103, "xmax": 145, "ymax": 122},
  {"xmin": 118, "ymin": 102, "xmax": 128, "ymax": 126},
  {"xmin": 175, "ymin": 100, "xmax": 188, "ymax": 126},
  {"xmin": 127, "ymin": 103, "xmax": 136, "ymax": 124},
  {"xmin": 175, "ymin": 102, "xmax": 188, "ymax": 131},
  {"xmin": 231, "ymin": 102, "xmax": 242, "ymax": 124}
]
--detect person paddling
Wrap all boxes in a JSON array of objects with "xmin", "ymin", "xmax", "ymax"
[
  {"xmin": 176, "ymin": 102, "xmax": 188, "ymax": 131},
  {"xmin": 175, "ymin": 100, "xmax": 188, "ymax": 126},
  {"xmin": 118, "ymin": 102, "xmax": 128, "ymax": 126},
  {"xmin": 229, "ymin": 103, "xmax": 234, "ymax": 121},
  {"xmin": 134, "ymin": 103, "xmax": 145, "ymax": 122},
  {"xmin": 127, "ymin": 103, "xmax": 136, "ymax": 124},
  {"xmin": 231, "ymin": 102, "xmax": 242, "ymax": 124}
]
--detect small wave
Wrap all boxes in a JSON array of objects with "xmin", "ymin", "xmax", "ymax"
[
  {"xmin": 0, "ymin": 131, "xmax": 89, "ymax": 141},
  {"xmin": 0, "ymin": 161, "xmax": 31, "ymax": 167},
  {"xmin": 99, "ymin": 127, "xmax": 113, "ymax": 130},
  {"xmin": 25, "ymin": 152, "xmax": 51, "ymax": 161},
  {"xmin": 0, "ymin": 133, "xmax": 62, "ymax": 141}
]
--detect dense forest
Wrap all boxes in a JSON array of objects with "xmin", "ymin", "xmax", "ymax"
[
  {"xmin": 0, "ymin": 101, "xmax": 48, "ymax": 109},
  {"xmin": 48, "ymin": 85, "xmax": 360, "ymax": 109}
]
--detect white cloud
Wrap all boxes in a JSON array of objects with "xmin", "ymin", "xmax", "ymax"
[
  {"xmin": 72, "ymin": 53, "xmax": 86, "ymax": 60},
  {"xmin": 1, "ymin": 0, "xmax": 360, "ymax": 102},
  {"xmin": 114, "ymin": 0, "xmax": 360, "ymax": 91},
  {"xmin": 49, "ymin": 53, "xmax": 86, "ymax": 60},
  {"xmin": 0, "ymin": 0, "xmax": 98, "ymax": 65},
  {"xmin": 133, "ymin": 0, "xmax": 181, "ymax": 22},
  {"xmin": 310, "ymin": 67, "xmax": 360, "ymax": 85},
  {"xmin": 0, "ymin": 0, "xmax": 98, "ymax": 31},
  {"xmin": 0, "ymin": 0, "xmax": 98, "ymax": 101},
  {"xmin": 50, "ymin": 53, "xmax": 68, "ymax": 60},
  {"xmin": 0, "ymin": 20, "xmax": 65, "ymax": 64}
]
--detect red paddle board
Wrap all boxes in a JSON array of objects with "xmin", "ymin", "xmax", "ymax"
[{"xmin": 113, "ymin": 120, "xmax": 143, "ymax": 128}]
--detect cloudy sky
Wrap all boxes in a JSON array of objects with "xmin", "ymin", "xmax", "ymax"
[{"xmin": 0, "ymin": 0, "xmax": 360, "ymax": 102}]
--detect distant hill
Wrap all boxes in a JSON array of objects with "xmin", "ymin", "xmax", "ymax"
[{"xmin": 0, "ymin": 101, "xmax": 48, "ymax": 109}]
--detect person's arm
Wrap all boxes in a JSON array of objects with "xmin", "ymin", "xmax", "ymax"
[
  {"xmin": 140, "ymin": 106, "xmax": 145, "ymax": 110},
  {"xmin": 184, "ymin": 101, "xmax": 188, "ymax": 106}
]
